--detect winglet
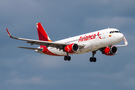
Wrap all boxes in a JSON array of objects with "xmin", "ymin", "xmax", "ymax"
[
  {"xmin": 6, "ymin": 28, "xmax": 11, "ymax": 37},
  {"xmin": 115, "ymin": 37, "xmax": 128, "ymax": 47},
  {"xmin": 123, "ymin": 37, "xmax": 128, "ymax": 46}
]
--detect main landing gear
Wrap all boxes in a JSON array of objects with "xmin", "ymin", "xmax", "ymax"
[
  {"xmin": 64, "ymin": 53, "xmax": 71, "ymax": 61},
  {"xmin": 90, "ymin": 51, "xmax": 97, "ymax": 62},
  {"xmin": 64, "ymin": 51, "xmax": 97, "ymax": 62}
]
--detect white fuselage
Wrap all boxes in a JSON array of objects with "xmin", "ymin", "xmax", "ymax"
[{"xmin": 39, "ymin": 28, "xmax": 124, "ymax": 56}]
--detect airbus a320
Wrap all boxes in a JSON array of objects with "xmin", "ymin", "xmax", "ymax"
[{"xmin": 6, "ymin": 22, "xmax": 128, "ymax": 62}]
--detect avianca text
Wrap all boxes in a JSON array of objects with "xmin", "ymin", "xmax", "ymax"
[{"xmin": 78, "ymin": 32, "xmax": 102, "ymax": 42}]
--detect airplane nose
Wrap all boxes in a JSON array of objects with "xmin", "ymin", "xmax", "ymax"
[{"xmin": 118, "ymin": 33, "xmax": 124, "ymax": 40}]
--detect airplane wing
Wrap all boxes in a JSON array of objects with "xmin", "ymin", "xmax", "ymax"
[
  {"xmin": 6, "ymin": 28, "xmax": 84, "ymax": 50},
  {"xmin": 115, "ymin": 37, "xmax": 128, "ymax": 47}
]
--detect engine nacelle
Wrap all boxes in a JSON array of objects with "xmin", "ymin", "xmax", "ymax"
[
  {"xmin": 64, "ymin": 43, "xmax": 79, "ymax": 53},
  {"xmin": 103, "ymin": 46, "xmax": 118, "ymax": 56}
]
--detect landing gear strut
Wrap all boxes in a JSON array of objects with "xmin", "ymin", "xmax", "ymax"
[
  {"xmin": 64, "ymin": 53, "xmax": 71, "ymax": 61},
  {"xmin": 90, "ymin": 51, "xmax": 97, "ymax": 62}
]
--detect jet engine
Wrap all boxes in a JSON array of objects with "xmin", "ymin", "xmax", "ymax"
[
  {"xmin": 102, "ymin": 46, "xmax": 118, "ymax": 56},
  {"xmin": 64, "ymin": 43, "xmax": 79, "ymax": 53}
]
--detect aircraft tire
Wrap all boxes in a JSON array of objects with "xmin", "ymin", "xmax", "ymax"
[
  {"xmin": 93, "ymin": 57, "xmax": 96, "ymax": 62},
  {"xmin": 64, "ymin": 56, "xmax": 71, "ymax": 61},
  {"xmin": 64, "ymin": 56, "xmax": 67, "ymax": 61},
  {"xmin": 67, "ymin": 56, "xmax": 71, "ymax": 61},
  {"xmin": 89, "ymin": 57, "xmax": 97, "ymax": 62}
]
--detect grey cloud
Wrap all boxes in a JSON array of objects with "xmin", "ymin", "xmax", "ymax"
[
  {"xmin": 27, "ymin": 55, "xmax": 66, "ymax": 69},
  {"xmin": 84, "ymin": 17, "xmax": 135, "ymax": 31},
  {"xmin": 5, "ymin": 77, "xmax": 52, "ymax": 85}
]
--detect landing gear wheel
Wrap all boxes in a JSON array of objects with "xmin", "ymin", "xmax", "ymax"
[
  {"xmin": 93, "ymin": 57, "xmax": 96, "ymax": 62},
  {"xmin": 89, "ymin": 57, "xmax": 97, "ymax": 62},
  {"xmin": 67, "ymin": 56, "xmax": 71, "ymax": 61},
  {"xmin": 90, "ymin": 58, "xmax": 93, "ymax": 62},
  {"xmin": 64, "ymin": 56, "xmax": 71, "ymax": 61},
  {"xmin": 64, "ymin": 56, "xmax": 68, "ymax": 61}
]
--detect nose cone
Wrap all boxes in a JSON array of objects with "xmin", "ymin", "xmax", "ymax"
[{"xmin": 118, "ymin": 33, "xmax": 124, "ymax": 41}]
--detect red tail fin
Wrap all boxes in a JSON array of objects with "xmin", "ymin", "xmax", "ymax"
[{"xmin": 36, "ymin": 22, "xmax": 52, "ymax": 42}]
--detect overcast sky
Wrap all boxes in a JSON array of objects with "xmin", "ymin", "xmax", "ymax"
[{"xmin": 1, "ymin": 0, "xmax": 135, "ymax": 90}]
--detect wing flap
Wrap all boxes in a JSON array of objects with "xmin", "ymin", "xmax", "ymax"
[{"xmin": 18, "ymin": 47, "xmax": 43, "ymax": 50}]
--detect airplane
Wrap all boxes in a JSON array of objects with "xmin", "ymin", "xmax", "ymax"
[{"xmin": 6, "ymin": 22, "xmax": 128, "ymax": 62}]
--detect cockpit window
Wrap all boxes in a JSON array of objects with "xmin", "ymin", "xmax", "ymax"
[
  {"xmin": 110, "ymin": 31, "xmax": 121, "ymax": 34},
  {"xmin": 115, "ymin": 31, "xmax": 121, "ymax": 33}
]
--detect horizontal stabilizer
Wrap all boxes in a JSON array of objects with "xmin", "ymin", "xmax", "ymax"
[{"xmin": 18, "ymin": 47, "xmax": 42, "ymax": 50}]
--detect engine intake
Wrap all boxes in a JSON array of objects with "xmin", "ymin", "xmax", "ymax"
[
  {"xmin": 64, "ymin": 43, "xmax": 79, "ymax": 53},
  {"xmin": 103, "ymin": 46, "xmax": 118, "ymax": 56}
]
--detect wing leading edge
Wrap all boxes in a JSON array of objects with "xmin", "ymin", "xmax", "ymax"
[{"xmin": 6, "ymin": 28, "xmax": 84, "ymax": 50}]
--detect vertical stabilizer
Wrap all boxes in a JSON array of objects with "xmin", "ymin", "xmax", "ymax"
[{"xmin": 36, "ymin": 22, "xmax": 52, "ymax": 42}]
